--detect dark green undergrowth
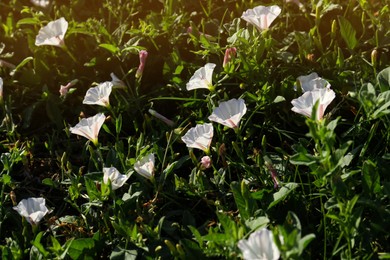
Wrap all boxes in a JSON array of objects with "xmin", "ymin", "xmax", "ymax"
[{"xmin": 1, "ymin": 0, "xmax": 390, "ymax": 259}]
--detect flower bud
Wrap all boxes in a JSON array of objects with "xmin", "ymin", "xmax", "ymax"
[
  {"xmin": 371, "ymin": 49, "xmax": 378, "ymax": 68},
  {"xmin": 136, "ymin": 50, "xmax": 148, "ymax": 79},
  {"xmin": 200, "ymin": 156, "xmax": 212, "ymax": 169},
  {"xmin": 223, "ymin": 47, "xmax": 237, "ymax": 68}
]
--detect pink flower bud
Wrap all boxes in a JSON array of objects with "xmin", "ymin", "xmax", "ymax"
[
  {"xmin": 223, "ymin": 47, "xmax": 237, "ymax": 68},
  {"xmin": 136, "ymin": 50, "xmax": 148, "ymax": 79},
  {"xmin": 59, "ymin": 79, "xmax": 78, "ymax": 97},
  {"xmin": 200, "ymin": 156, "xmax": 212, "ymax": 169}
]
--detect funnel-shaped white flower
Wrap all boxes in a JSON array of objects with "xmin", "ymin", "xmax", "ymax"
[
  {"xmin": 186, "ymin": 63, "xmax": 216, "ymax": 91},
  {"xmin": 13, "ymin": 197, "xmax": 49, "ymax": 225},
  {"xmin": 134, "ymin": 153, "xmax": 155, "ymax": 180},
  {"xmin": 110, "ymin": 73, "xmax": 126, "ymax": 89},
  {"xmin": 291, "ymin": 88, "xmax": 336, "ymax": 120},
  {"xmin": 83, "ymin": 82, "xmax": 113, "ymax": 107},
  {"xmin": 69, "ymin": 113, "xmax": 106, "ymax": 145},
  {"xmin": 103, "ymin": 167, "xmax": 129, "ymax": 190},
  {"xmin": 31, "ymin": 0, "xmax": 50, "ymax": 8},
  {"xmin": 181, "ymin": 123, "xmax": 213, "ymax": 152},
  {"xmin": 241, "ymin": 5, "xmax": 281, "ymax": 31},
  {"xmin": 238, "ymin": 228, "xmax": 280, "ymax": 260},
  {"xmin": 208, "ymin": 98, "xmax": 247, "ymax": 129},
  {"xmin": 35, "ymin": 17, "xmax": 68, "ymax": 47},
  {"xmin": 295, "ymin": 72, "xmax": 331, "ymax": 92}
]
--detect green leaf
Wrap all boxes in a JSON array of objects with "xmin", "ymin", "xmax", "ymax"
[
  {"xmin": 231, "ymin": 181, "xmax": 256, "ymax": 221},
  {"xmin": 362, "ymin": 160, "xmax": 381, "ymax": 194},
  {"xmin": 338, "ymin": 16, "xmax": 357, "ymax": 50},
  {"xmin": 10, "ymin": 56, "xmax": 34, "ymax": 76},
  {"xmin": 67, "ymin": 238, "xmax": 95, "ymax": 260},
  {"xmin": 298, "ymin": 234, "xmax": 316, "ymax": 255},
  {"xmin": 99, "ymin": 43, "xmax": 120, "ymax": 55},
  {"xmin": 289, "ymin": 152, "xmax": 317, "ymax": 166},
  {"xmin": 16, "ymin": 17, "xmax": 40, "ymax": 27},
  {"xmin": 377, "ymin": 66, "xmax": 390, "ymax": 92},
  {"xmin": 109, "ymin": 247, "xmax": 137, "ymax": 260},
  {"xmin": 273, "ymin": 96, "xmax": 286, "ymax": 103},
  {"xmin": 32, "ymin": 232, "xmax": 50, "ymax": 258},
  {"xmin": 268, "ymin": 183, "xmax": 299, "ymax": 209}
]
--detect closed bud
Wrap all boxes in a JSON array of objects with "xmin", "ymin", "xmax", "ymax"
[
  {"xmin": 371, "ymin": 49, "xmax": 378, "ymax": 68},
  {"xmin": 331, "ymin": 19, "xmax": 337, "ymax": 39}
]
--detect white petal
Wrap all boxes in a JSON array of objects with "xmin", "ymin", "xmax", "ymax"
[
  {"xmin": 35, "ymin": 17, "xmax": 68, "ymax": 47},
  {"xmin": 13, "ymin": 197, "xmax": 49, "ymax": 225},
  {"xmin": 208, "ymin": 98, "xmax": 247, "ymax": 128},
  {"xmin": 291, "ymin": 89, "xmax": 335, "ymax": 119},
  {"xmin": 241, "ymin": 5, "xmax": 281, "ymax": 30},
  {"xmin": 181, "ymin": 123, "xmax": 213, "ymax": 152},
  {"xmin": 238, "ymin": 229, "xmax": 280, "ymax": 260},
  {"xmin": 69, "ymin": 113, "xmax": 106, "ymax": 143},
  {"xmin": 134, "ymin": 154, "xmax": 155, "ymax": 180},
  {"xmin": 103, "ymin": 167, "xmax": 129, "ymax": 190},
  {"xmin": 83, "ymin": 82, "xmax": 113, "ymax": 107},
  {"xmin": 186, "ymin": 63, "xmax": 216, "ymax": 91}
]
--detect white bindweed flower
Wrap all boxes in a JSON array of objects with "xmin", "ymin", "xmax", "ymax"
[
  {"xmin": 103, "ymin": 167, "xmax": 129, "ymax": 190},
  {"xmin": 69, "ymin": 113, "xmax": 106, "ymax": 145},
  {"xmin": 208, "ymin": 98, "xmax": 247, "ymax": 129},
  {"xmin": 238, "ymin": 228, "xmax": 280, "ymax": 260},
  {"xmin": 181, "ymin": 123, "xmax": 213, "ymax": 152},
  {"xmin": 295, "ymin": 72, "xmax": 331, "ymax": 92},
  {"xmin": 31, "ymin": 0, "xmax": 50, "ymax": 8},
  {"xmin": 241, "ymin": 5, "xmax": 281, "ymax": 31},
  {"xmin": 82, "ymin": 81, "xmax": 113, "ymax": 107},
  {"xmin": 13, "ymin": 197, "xmax": 50, "ymax": 225},
  {"xmin": 110, "ymin": 73, "xmax": 126, "ymax": 89},
  {"xmin": 186, "ymin": 63, "xmax": 216, "ymax": 91},
  {"xmin": 35, "ymin": 17, "xmax": 68, "ymax": 47},
  {"xmin": 134, "ymin": 153, "xmax": 155, "ymax": 180},
  {"xmin": 291, "ymin": 88, "xmax": 336, "ymax": 120}
]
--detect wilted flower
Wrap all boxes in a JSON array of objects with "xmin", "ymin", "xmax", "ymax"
[
  {"xmin": 59, "ymin": 79, "xmax": 78, "ymax": 97},
  {"xmin": 35, "ymin": 17, "xmax": 68, "ymax": 47},
  {"xmin": 0, "ymin": 77, "xmax": 3, "ymax": 100},
  {"xmin": 149, "ymin": 109, "xmax": 176, "ymax": 127},
  {"xmin": 223, "ymin": 47, "xmax": 237, "ymax": 68},
  {"xmin": 0, "ymin": 59, "xmax": 16, "ymax": 69},
  {"xmin": 186, "ymin": 63, "xmax": 216, "ymax": 91},
  {"xmin": 103, "ymin": 167, "xmax": 129, "ymax": 190},
  {"xmin": 69, "ymin": 113, "xmax": 106, "ymax": 145},
  {"xmin": 110, "ymin": 73, "xmax": 126, "ymax": 89},
  {"xmin": 136, "ymin": 50, "xmax": 148, "ymax": 79},
  {"xmin": 238, "ymin": 228, "xmax": 280, "ymax": 260},
  {"xmin": 181, "ymin": 123, "xmax": 214, "ymax": 152},
  {"xmin": 82, "ymin": 82, "xmax": 113, "ymax": 107},
  {"xmin": 241, "ymin": 5, "xmax": 281, "ymax": 31},
  {"xmin": 200, "ymin": 156, "xmax": 211, "ymax": 169},
  {"xmin": 291, "ymin": 88, "xmax": 336, "ymax": 120},
  {"xmin": 208, "ymin": 98, "xmax": 247, "ymax": 129},
  {"xmin": 31, "ymin": 0, "xmax": 50, "ymax": 8},
  {"xmin": 295, "ymin": 72, "xmax": 331, "ymax": 92},
  {"xmin": 13, "ymin": 197, "xmax": 50, "ymax": 225},
  {"xmin": 134, "ymin": 153, "xmax": 155, "ymax": 180}
]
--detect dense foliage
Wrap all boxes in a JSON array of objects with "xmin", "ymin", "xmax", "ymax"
[{"xmin": 1, "ymin": 0, "xmax": 390, "ymax": 259}]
